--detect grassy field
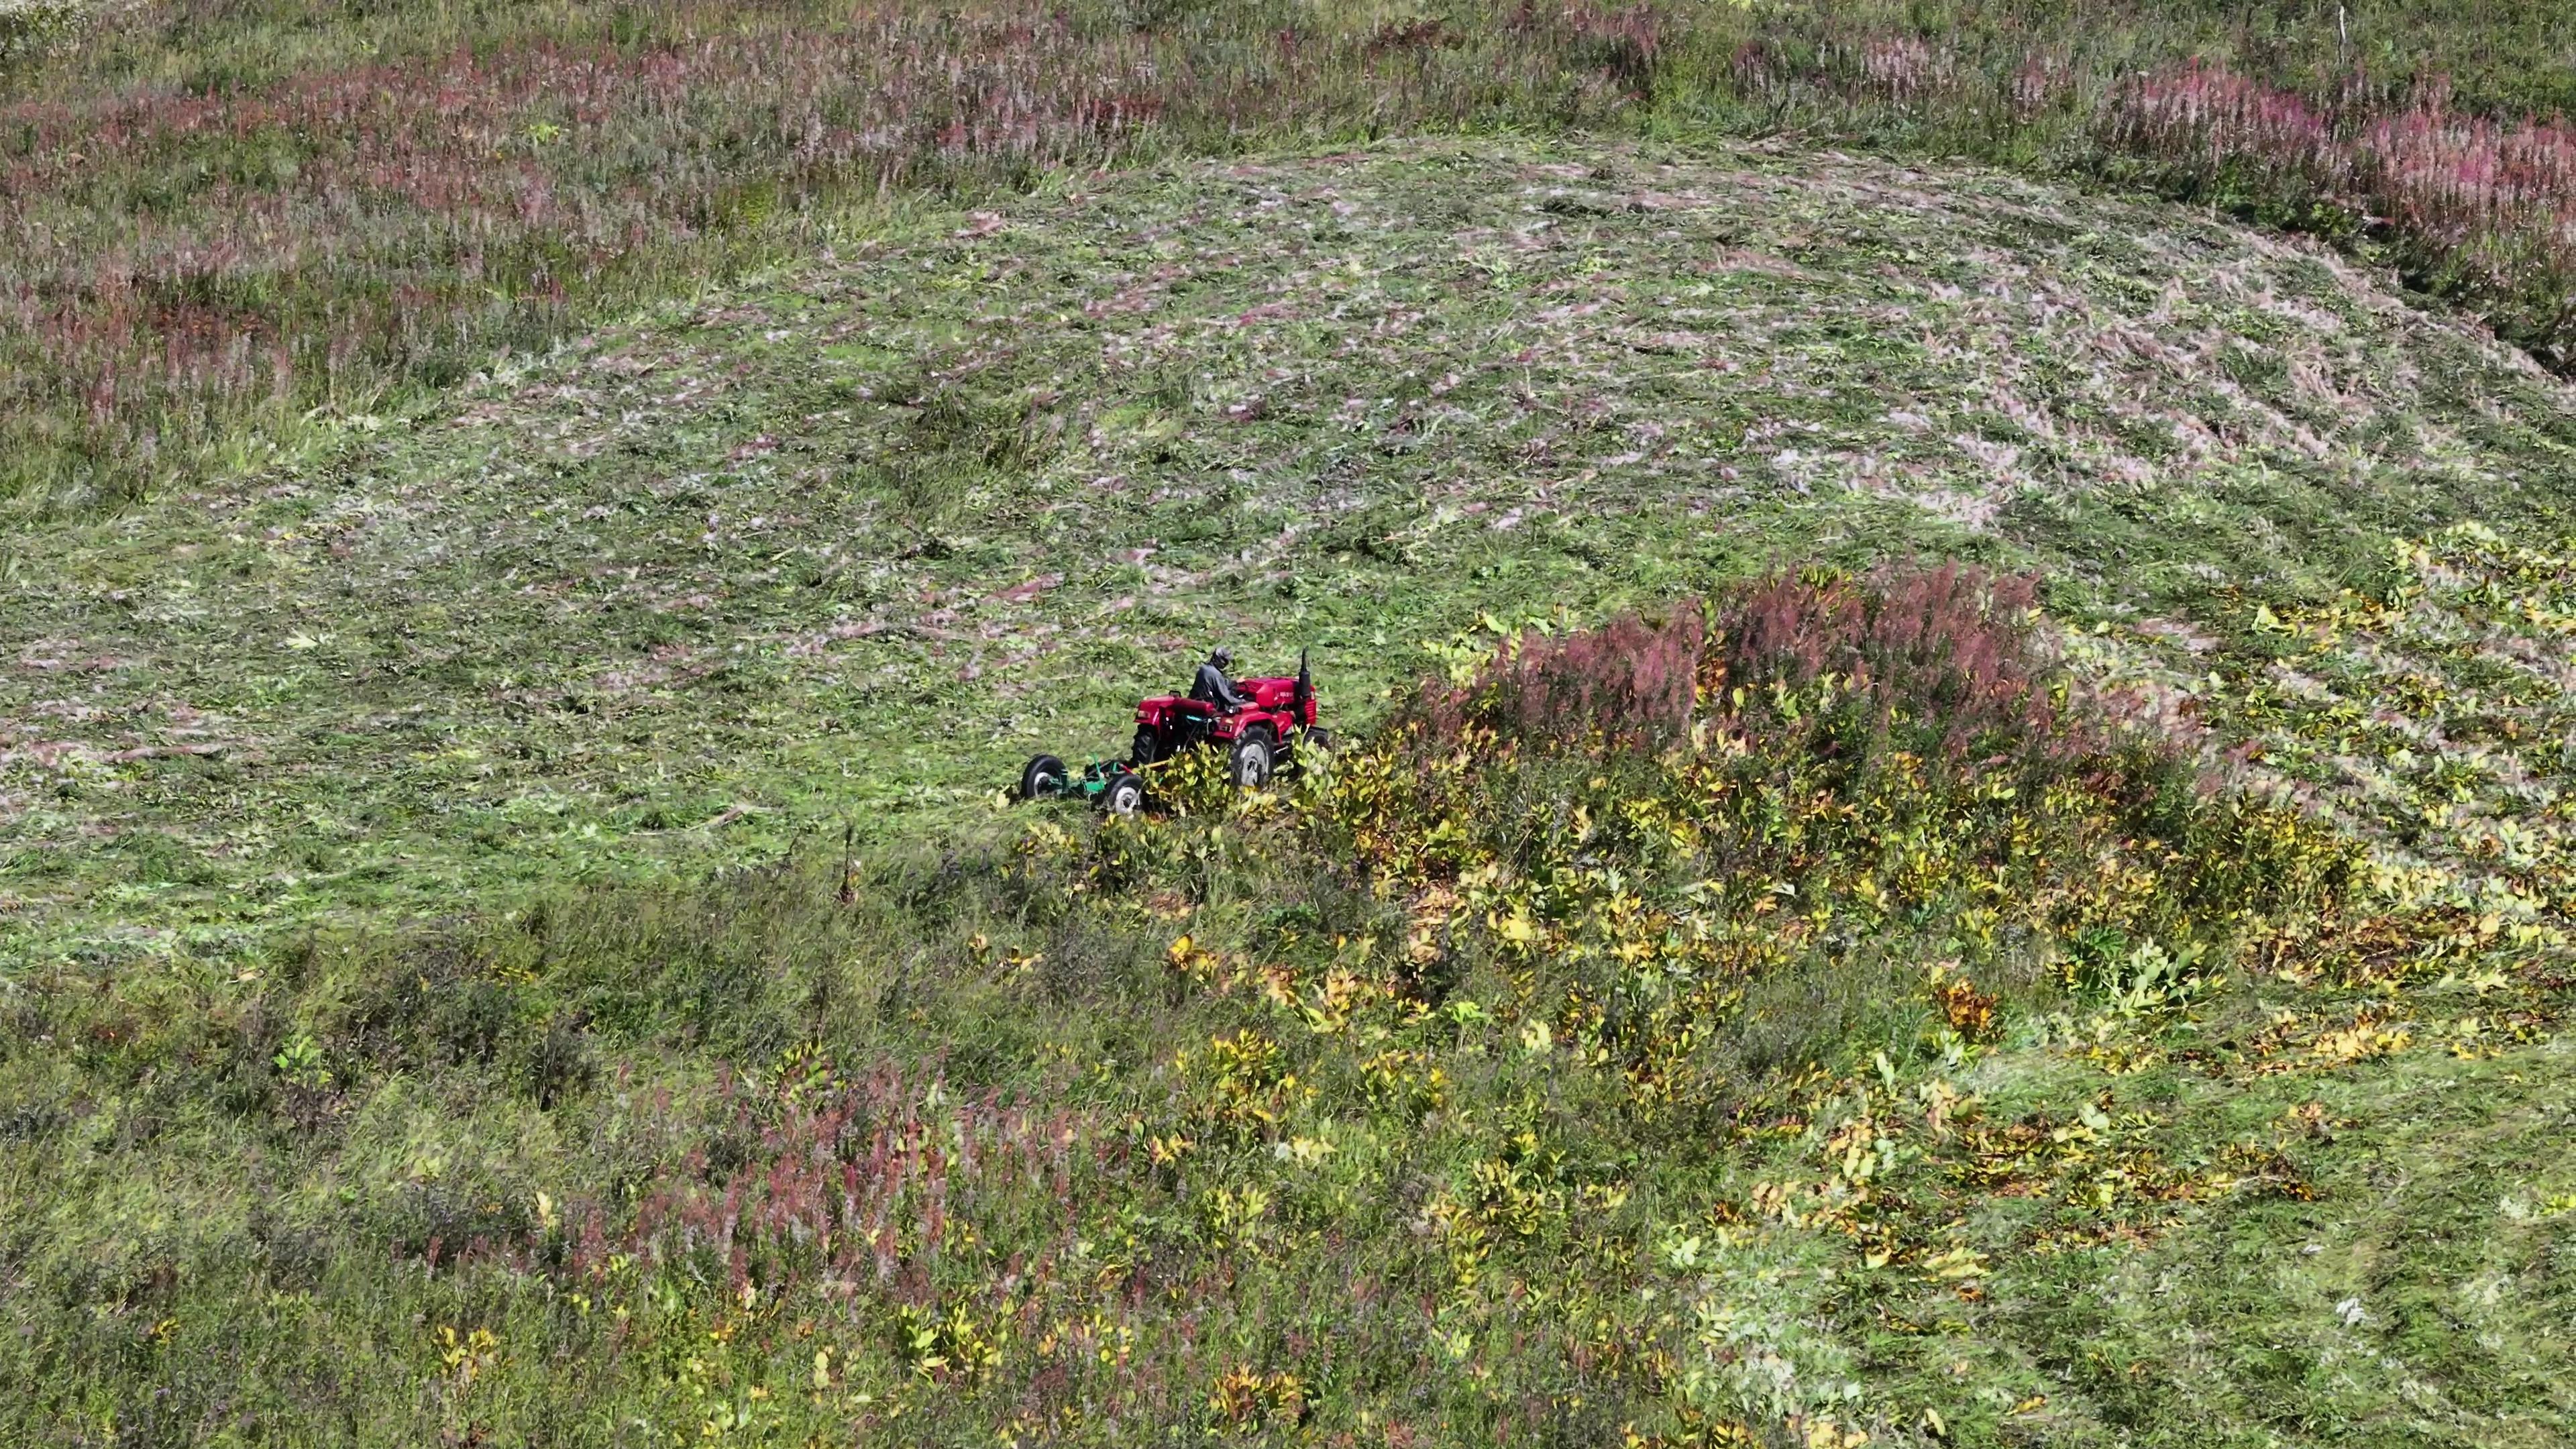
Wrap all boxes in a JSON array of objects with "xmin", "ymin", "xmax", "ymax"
[
  {"xmin": 7, "ymin": 127, "xmax": 2576, "ymax": 1444},
  {"xmin": 14, "ymin": 0, "xmax": 2576, "ymax": 1442},
  {"xmin": 11, "ymin": 0, "xmax": 2576, "ymax": 517},
  {"xmin": 9, "ymin": 135, "xmax": 2571, "ymax": 964}
]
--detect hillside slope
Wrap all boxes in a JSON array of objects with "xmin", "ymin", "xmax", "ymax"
[
  {"xmin": 7, "ymin": 138, "xmax": 2576, "ymax": 1448},
  {"xmin": 5, "ymin": 136, "xmax": 2572, "ymax": 963}
]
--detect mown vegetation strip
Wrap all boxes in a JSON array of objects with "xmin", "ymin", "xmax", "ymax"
[
  {"xmin": 9, "ymin": 137, "xmax": 2568, "ymax": 968},
  {"xmin": 9, "ymin": 0, "xmax": 2576, "ymax": 516}
]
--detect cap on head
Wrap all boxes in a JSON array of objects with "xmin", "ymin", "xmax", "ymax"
[{"xmin": 1211, "ymin": 647, "xmax": 1232, "ymax": 668}]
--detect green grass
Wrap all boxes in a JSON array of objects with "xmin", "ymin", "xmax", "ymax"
[
  {"xmin": 13, "ymin": 0, "xmax": 2576, "ymax": 516},
  {"xmin": 6, "ymin": 134, "xmax": 2576, "ymax": 1445},
  {"xmin": 8, "ymin": 555, "xmax": 2572, "ymax": 1444},
  {"xmin": 7, "ymin": 136, "xmax": 2571, "ymax": 969}
]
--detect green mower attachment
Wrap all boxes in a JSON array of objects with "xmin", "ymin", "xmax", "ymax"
[{"xmin": 1016, "ymin": 754, "xmax": 1145, "ymax": 814}]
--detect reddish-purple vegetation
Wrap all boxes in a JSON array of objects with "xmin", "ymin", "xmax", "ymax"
[
  {"xmin": 1737, "ymin": 35, "xmax": 2576, "ymax": 363},
  {"xmin": 2108, "ymin": 64, "xmax": 2576, "ymax": 342},
  {"xmin": 1415, "ymin": 566, "xmax": 2088, "ymax": 769},
  {"xmin": 1705, "ymin": 564, "xmax": 2068, "ymax": 763},
  {"xmin": 600, "ymin": 1064, "xmax": 1100, "ymax": 1307},
  {"xmin": 9, "ymin": 1, "xmax": 2576, "ymax": 511},
  {"xmin": 3, "ymin": 7, "xmax": 1181, "ymax": 503},
  {"xmin": 1426, "ymin": 603, "xmax": 1707, "ymax": 752},
  {"xmin": 0, "ymin": 1, "xmax": 1661, "ymax": 508}
]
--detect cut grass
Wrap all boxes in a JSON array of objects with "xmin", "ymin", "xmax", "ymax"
[
  {"xmin": 7, "ymin": 136, "xmax": 2573, "ymax": 971},
  {"xmin": 14, "ymin": 0, "xmax": 2576, "ymax": 518},
  {"xmin": 7, "ymin": 136, "xmax": 2576, "ymax": 1446}
]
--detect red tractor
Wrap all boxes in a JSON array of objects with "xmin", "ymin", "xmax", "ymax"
[
  {"xmin": 1018, "ymin": 652, "xmax": 1330, "ymax": 812},
  {"xmin": 1130, "ymin": 655, "xmax": 1328, "ymax": 788}
]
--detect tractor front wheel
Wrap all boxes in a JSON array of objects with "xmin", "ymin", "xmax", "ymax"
[
  {"xmin": 1130, "ymin": 727, "xmax": 1159, "ymax": 769},
  {"xmin": 1229, "ymin": 733, "xmax": 1273, "ymax": 790},
  {"xmin": 1099, "ymin": 771, "xmax": 1146, "ymax": 815},
  {"xmin": 1019, "ymin": 754, "xmax": 1067, "ymax": 801}
]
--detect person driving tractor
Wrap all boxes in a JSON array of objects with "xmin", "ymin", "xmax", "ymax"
[
  {"xmin": 1016, "ymin": 646, "xmax": 1326, "ymax": 811},
  {"xmin": 1190, "ymin": 647, "xmax": 1248, "ymax": 712}
]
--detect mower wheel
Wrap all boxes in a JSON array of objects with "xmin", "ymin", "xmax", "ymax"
[
  {"xmin": 1099, "ymin": 771, "xmax": 1146, "ymax": 816},
  {"xmin": 1130, "ymin": 727, "xmax": 1159, "ymax": 769},
  {"xmin": 1018, "ymin": 754, "xmax": 1067, "ymax": 801},
  {"xmin": 1228, "ymin": 733, "xmax": 1273, "ymax": 790}
]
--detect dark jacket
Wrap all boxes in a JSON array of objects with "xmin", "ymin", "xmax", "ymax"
[{"xmin": 1191, "ymin": 661, "xmax": 1246, "ymax": 710}]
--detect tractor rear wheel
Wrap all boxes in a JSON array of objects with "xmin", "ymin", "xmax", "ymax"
[
  {"xmin": 1099, "ymin": 771, "xmax": 1145, "ymax": 815},
  {"xmin": 1299, "ymin": 727, "xmax": 1334, "ymax": 757},
  {"xmin": 1228, "ymin": 733, "xmax": 1273, "ymax": 790},
  {"xmin": 1019, "ymin": 754, "xmax": 1067, "ymax": 800},
  {"xmin": 1130, "ymin": 727, "xmax": 1159, "ymax": 769}
]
